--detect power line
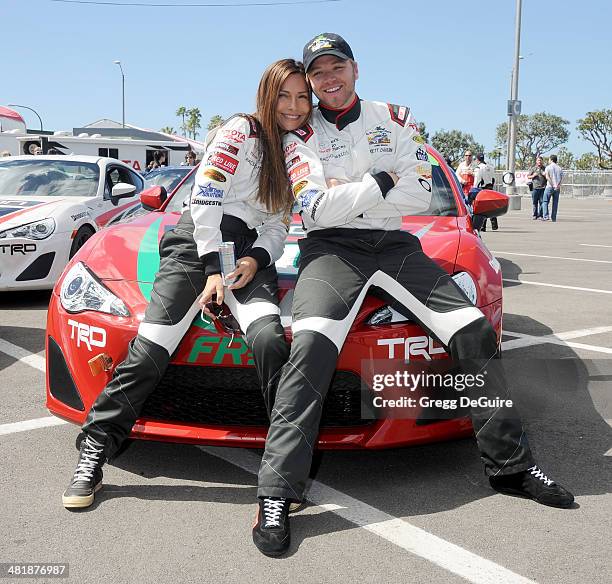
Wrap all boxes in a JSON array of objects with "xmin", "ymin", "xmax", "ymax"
[{"xmin": 49, "ymin": 0, "xmax": 340, "ymax": 7}]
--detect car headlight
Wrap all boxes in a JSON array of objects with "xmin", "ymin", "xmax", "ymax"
[
  {"xmin": 0, "ymin": 218, "xmax": 55, "ymax": 240},
  {"xmin": 60, "ymin": 262, "xmax": 130, "ymax": 317},
  {"xmin": 452, "ymin": 271, "xmax": 478, "ymax": 305}
]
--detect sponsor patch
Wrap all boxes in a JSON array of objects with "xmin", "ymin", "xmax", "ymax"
[
  {"xmin": 416, "ymin": 164, "xmax": 432, "ymax": 179},
  {"xmin": 208, "ymin": 152, "xmax": 239, "ymax": 175},
  {"xmin": 298, "ymin": 189, "xmax": 319, "ymax": 209},
  {"xmin": 292, "ymin": 180, "xmax": 308, "ymax": 195},
  {"xmin": 192, "ymin": 198, "xmax": 222, "ymax": 206},
  {"xmin": 196, "ymin": 183, "xmax": 225, "ymax": 199},
  {"xmin": 388, "ymin": 103, "xmax": 409, "ymax": 127},
  {"xmin": 286, "ymin": 155, "xmax": 301, "ymax": 170},
  {"xmin": 416, "ymin": 147, "xmax": 429, "ymax": 162},
  {"xmin": 310, "ymin": 193, "xmax": 325, "ymax": 220},
  {"xmin": 284, "ymin": 142, "xmax": 298, "ymax": 156},
  {"xmin": 367, "ymin": 126, "xmax": 391, "ymax": 146},
  {"xmin": 214, "ymin": 142, "xmax": 239, "ymax": 155},
  {"xmin": 289, "ymin": 162, "xmax": 310, "ymax": 184},
  {"xmin": 203, "ymin": 168, "xmax": 227, "ymax": 182},
  {"xmin": 291, "ymin": 124, "xmax": 314, "ymax": 143},
  {"xmin": 418, "ymin": 178, "xmax": 432, "ymax": 192},
  {"xmin": 220, "ymin": 128, "xmax": 246, "ymax": 144},
  {"xmin": 412, "ymin": 134, "xmax": 426, "ymax": 144}
]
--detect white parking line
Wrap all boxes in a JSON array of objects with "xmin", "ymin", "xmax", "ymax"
[
  {"xmin": 503, "ymin": 279, "xmax": 612, "ymax": 295},
  {"xmin": 493, "ymin": 251, "xmax": 612, "ymax": 264},
  {"xmin": 0, "ymin": 338, "xmax": 45, "ymax": 372},
  {"xmin": 502, "ymin": 326, "xmax": 612, "ymax": 354},
  {"xmin": 579, "ymin": 244, "xmax": 612, "ymax": 248},
  {"xmin": 201, "ymin": 446, "xmax": 537, "ymax": 584},
  {"xmin": 0, "ymin": 416, "xmax": 67, "ymax": 436}
]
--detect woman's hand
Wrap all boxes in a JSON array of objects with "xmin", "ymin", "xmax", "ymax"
[
  {"xmin": 326, "ymin": 178, "xmax": 342, "ymax": 188},
  {"xmin": 227, "ymin": 256, "xmax": 258, "ymax": 290},
  {"xmin": 199, "ymin": 273, "xmax": 224, "ymax": 317}
]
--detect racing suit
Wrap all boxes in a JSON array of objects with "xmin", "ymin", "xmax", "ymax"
[
  {"xmin": 257, "ymin": 98, "xmax": 534, "ymax": 501},
  {"xmin": 83, "ymin": 116, "xmax": 290, "ymax": 458}
]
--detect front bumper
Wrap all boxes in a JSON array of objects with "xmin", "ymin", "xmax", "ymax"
[{"xmin": 46, "ymin": 285, "xmax": 502, "ymax": 450}]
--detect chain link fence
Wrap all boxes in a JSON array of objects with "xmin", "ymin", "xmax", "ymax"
[{"xmin": 493, "ymin": 170, "xmax": 612, "ymax": 198}]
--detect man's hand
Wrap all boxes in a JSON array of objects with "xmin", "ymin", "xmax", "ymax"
[
  {"xmin": 199, "ymin": 273, "xmax": 224, "ymax": 317},
  {"xmin": 227, "ymin": 256, "xmax": 258, "ymax": 290}
]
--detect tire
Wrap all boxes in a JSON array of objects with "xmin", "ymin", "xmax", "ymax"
[
  {"xmin": 69, "ymin": 225, "xmax": 95, "ymax": 259},
  {"xmin": 23, "ymin": 140, "xmax": 41, "ymax": 155}
]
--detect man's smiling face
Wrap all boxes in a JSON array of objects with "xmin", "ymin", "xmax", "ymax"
[{"xmin": 307, "ymin": 55, "xmax": 358, "ymax": 110}]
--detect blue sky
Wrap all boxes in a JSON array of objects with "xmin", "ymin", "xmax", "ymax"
[{"xmin": 4, "ymin": 0, "xmax": 610, "ymax": 156}]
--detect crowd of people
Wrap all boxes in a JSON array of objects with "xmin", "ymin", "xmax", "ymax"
[{"xmin": 60, "ymin": 32, "xmax": 574, "ymax": 559}]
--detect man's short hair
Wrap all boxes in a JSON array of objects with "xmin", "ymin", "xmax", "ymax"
[
  {"xmin": 476, "ymin": 153, "xmax": 485, "ymax": 162},
  {"xmin": 550, "ymin": 154, "xmax": 558, "ymax": 163},
  {"xmin": 465, "ymin": 151, "xmax": 472, "ymax": 156}
]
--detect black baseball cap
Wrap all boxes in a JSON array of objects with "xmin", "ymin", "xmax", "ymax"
[{"xmin": 303, "ymin": 33, "xmax": 354, "ymax": 72}]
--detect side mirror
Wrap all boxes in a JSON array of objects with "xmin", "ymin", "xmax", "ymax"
[
  {"xmin": 472, "ymin": 189, "xmax": 509, "ymax": 219},
  {"xmin": 111, "ymin": 182, "xmax": 137, "ymax": 205},
  {"xmin": 140, "ymin": 185, "xmax": 168, "ymax": 211}
]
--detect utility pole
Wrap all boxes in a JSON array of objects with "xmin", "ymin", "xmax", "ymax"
[
  {"xmin": 506, "ymin": 0, "xmax": 522, "ymax": 209},
  {"xmin": 114, "ymin": 61, "xmax": 125, "ymax": 128}
]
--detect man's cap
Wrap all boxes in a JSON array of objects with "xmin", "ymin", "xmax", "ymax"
[{"xmin": 303, "ymin": 33, "xmax": 354, "ymax": 72}]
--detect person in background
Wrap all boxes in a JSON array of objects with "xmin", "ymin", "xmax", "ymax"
[
  {"xmin": 471, "ymin": 152, "xmax": 498, "ymax": 231},
  {"xmin": 542, "ymin": 154, "xmax": 563, "ymax": 222},
  {"xmin": 0, "ymin": 150, "xmax": 11, "ymax": 157},
  {"xmin": 456, "ymin": 150, "xmax": 475, "ymax": 198},
  {"xmin": 33, "ymin": 146, "xmax": 43, "ymax": 155},
  {"xmin": 183, "ymin": 150, "xmax": 197, "ymax": 166},
  {"xmin": 527, "ymin": 156, "xmax": 547, "ymax": 220}
]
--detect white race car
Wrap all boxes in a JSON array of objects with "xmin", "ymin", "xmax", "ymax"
[{"xmin": 0, "ymin": 155, "xmax": 145, "ymax": 291}]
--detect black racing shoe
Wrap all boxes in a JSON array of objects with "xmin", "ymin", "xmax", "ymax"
[
  {"xmin": 62, "ymin": 435, "xmax": 106, "ymax": 509},
  {"xmin": 252, "ymin": 497, "xmax": 291, "ymax": 557},
  {"xmin": 489, "ymin": 465, "xmax": 574, "ymax": 508}
]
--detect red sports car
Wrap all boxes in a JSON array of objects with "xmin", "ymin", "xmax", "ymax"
[{"xmin": 46, "ymin": 147, "xmax": 508, "ymax": 450}]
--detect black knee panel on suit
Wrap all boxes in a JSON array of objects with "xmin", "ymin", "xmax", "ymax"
[{"xmin": 448, "ymin": 316, "xmax": 498, "ymax": 360}]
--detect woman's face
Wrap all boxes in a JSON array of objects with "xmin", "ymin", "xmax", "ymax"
[{"xmin": 276, "ymin": 73, "xmax": 311, "ymax": 131}]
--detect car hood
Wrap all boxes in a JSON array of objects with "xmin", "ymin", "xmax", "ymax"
[
  {"xmin": 0, "ymin": 195, "xmax": 91, "ymax": 231},
  {"xmin": 77, "ymin": 212, "xmax": 460, "ymax": 303}
]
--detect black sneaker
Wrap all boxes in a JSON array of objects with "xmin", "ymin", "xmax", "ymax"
[
  {"xmin": 490, "ymin": 465, "xmax": 574, "ymax": 508},
  {"xmin": 252, "ymin": 497, "xmax": 291, "ymax": 557},
  {"xmin": 62, "ymin": 435, "xmax": 106, "ymax": 509}
]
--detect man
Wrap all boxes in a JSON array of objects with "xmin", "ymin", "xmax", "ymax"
[
  {"xmin": 542, "ymin": 154, "xmax": 563, "ymax": 221},
  {"xmin": 456, "ymin": 151, "xmax": 475, "ymax": 198},
  {"xmin": 252, "ymin": 33, "xmax": 574, "ymax": 557},
  {"xmin": 472, "ymin": 152, "xmax": 498, "ymax": 231},
  {"xmin": 527, "ymin": 156, "xmax": 547, "ymax": 220}
]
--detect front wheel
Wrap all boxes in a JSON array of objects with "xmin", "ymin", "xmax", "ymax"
[{"xmin": 69, "ymin": 225, "xmax": 95, "ymax": 259}]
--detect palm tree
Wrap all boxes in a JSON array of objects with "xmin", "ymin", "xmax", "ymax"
[
  {"xmin": 186, "ymin": 107, "xmax": 202, "ymax": 140},
  {"xmin": 175, "ymin": 106, "xmax": 187, "ymax": 137},
  {"xmin": 160, "ymin": 126, "xmax": 175, "ymax": 135},
  {"xmin": 207, "ymin": 115, "xmax": 225, "ymax": 131}
]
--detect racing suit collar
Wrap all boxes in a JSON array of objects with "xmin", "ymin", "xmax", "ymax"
[{"xmin": 318, "ymin": 95, "xmax": 361, "ymax": 130}]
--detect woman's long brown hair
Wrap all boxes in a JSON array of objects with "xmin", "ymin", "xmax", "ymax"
[{"xmin": 252, "ymin": 59, "xmax": 311, "ymax": 214}]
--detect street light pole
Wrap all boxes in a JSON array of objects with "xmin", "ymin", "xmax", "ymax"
[
  {"xmin": 506, "ymin": 0, "xmax": 522, "ymax": 209},
  {"xmin": 113, "ymin": 61, "xmax": 125, "ymax": 128},
  {"xmin": 7, "ymin": 104, "xmax": 43, "ymax": 131}
]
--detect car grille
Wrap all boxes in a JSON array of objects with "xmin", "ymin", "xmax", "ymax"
[{"xmin": 141, "ymin": 365, "xmax": 373, "ymax": 428}]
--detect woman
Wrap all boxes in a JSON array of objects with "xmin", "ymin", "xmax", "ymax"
[{"xmin": 62, "ymin": 59, "xmax": 312, "ymax": 509}]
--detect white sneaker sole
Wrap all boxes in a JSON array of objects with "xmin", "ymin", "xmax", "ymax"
[{"xmin": 62, "ymin": 481, "xmax": 102, "ymax": 509}]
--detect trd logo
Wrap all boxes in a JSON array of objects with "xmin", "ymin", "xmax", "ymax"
[
  {"xmin": 0, "ymin": 243, "xmax": 37, "ymax": 255},
  {"xmin": 377, "ymin": 335, "xmax": 447, "ymax": 360},
  {"xmin": 67, "ymin": 319, "xmax": 107, "ymax": 351}
]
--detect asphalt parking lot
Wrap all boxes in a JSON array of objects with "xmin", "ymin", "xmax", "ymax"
[{"xmin": 1, "ymin": 197, "xmax": 611, "ymax": 584}]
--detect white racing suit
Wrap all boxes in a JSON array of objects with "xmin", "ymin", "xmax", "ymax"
[
  {"xmin": 83, "ymin": 116, "xmax": 290, "ymax": 458},
  {"xmin": 257, "ymin": 98, "xmax": 534, "ymax": 501}
]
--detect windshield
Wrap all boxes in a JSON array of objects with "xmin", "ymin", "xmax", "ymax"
[
  {"xmin": 164, "ymin": 171, "xmax": 196, "ymax": 213},
  {"xmin": 145, "ymin": 167, "xmax": 191, "ymax": 193},
  {"xmin": 0, "ymin": 160, "xmax": 100, "ymax": 197}
]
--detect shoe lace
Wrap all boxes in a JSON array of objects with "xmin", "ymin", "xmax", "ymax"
[
  {"xmin": 262, "ymin": 497, "xmax": 287, "ymax": 528},
  {"xmin": 72, "ymin": 437, "xmax": 105, "ymax": 483},
  {"xmin": 528, "ymin": 465, "xmax": 554, "ymax": 486}
]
